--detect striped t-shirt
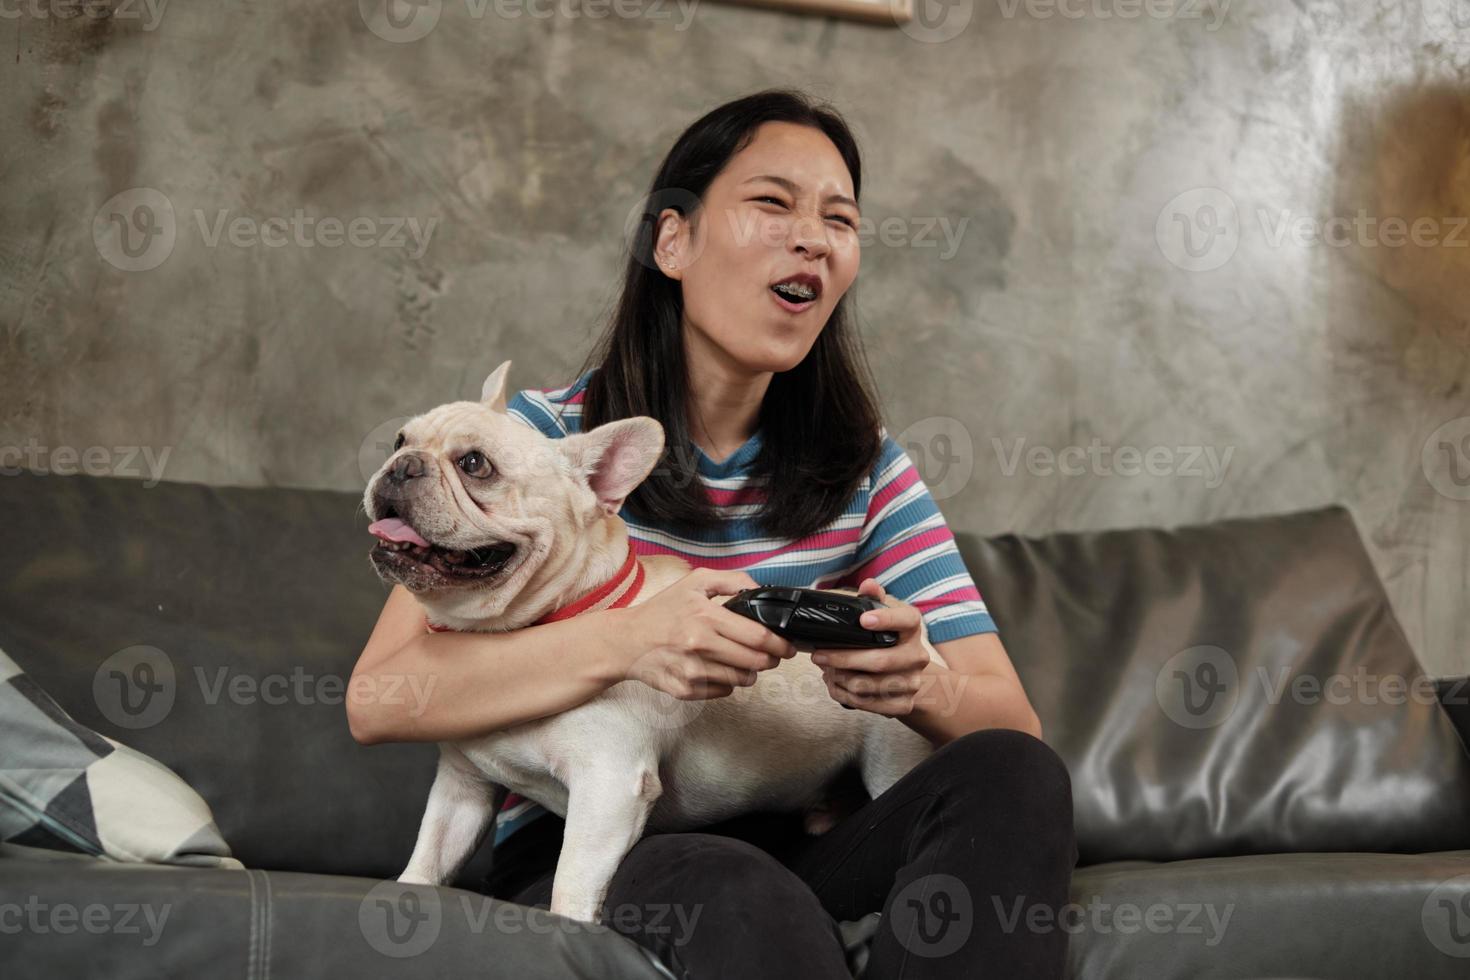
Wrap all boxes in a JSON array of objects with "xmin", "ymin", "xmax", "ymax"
[{"xmin": 487, "ymin": 367, "xmax": 999, "ymax": 849}]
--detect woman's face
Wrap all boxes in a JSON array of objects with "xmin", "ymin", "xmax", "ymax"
[{"xmin": 655, "ymin": 121, "xmax": 861, "ymax": 376}]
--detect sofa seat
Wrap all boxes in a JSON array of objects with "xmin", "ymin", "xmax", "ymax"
[
  {"xmin": 0, "ymin": 855, "xmax": 676, "ymax": 980},
  {"xmin": 1066, "ymin": 849, "xmax": 1470, "ymax": 978}
]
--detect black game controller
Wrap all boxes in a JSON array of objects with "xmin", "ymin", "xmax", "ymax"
[{"xmin": 723, "ymin": 587, "xmax": 899, "ymax": 649}]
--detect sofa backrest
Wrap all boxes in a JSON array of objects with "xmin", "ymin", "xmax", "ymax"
[
  {"xmin": 0, "ymin": 472, "xmax": 456, "ymax": 882},
  {"xmin": 4, "ymin": 472, "xmax": 1467, "ymax": 877},
  {"xmin": 954, "ymin": 505, "xmax": 1470, "ymax": 865}
]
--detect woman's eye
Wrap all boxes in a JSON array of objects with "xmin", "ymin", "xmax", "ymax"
[
  {"xmin": 392, "ymin": 432, "xmax": 405, "ymax": 451},
  {"xmin": 458, "ymin": 451, "xmax": 493, "ymax": 478},
  {"xmin": 755, "ymin": 196, "xmax": 787, "ymax": 207},
  {"xmin": 828, "ymin": 215, "xmax": 856, "ymax": 228}
]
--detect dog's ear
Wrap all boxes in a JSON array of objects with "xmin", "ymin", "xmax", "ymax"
[
  {"xmin": 480, "ymin": 359, "xmax": 513, "ymax": 413},
  {"xmin": 563, "ymin": 418, "xmax": 666, "ymax": 519}
]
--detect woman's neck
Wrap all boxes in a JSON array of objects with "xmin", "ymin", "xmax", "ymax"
[{"xmin": 683, "ymin": 335, "xmax": 772, "ymax": 462}]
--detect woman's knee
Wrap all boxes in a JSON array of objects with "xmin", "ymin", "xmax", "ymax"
[
  {"xmin": 606, "ymin": 832, "xmax": 843, "ymax": 952},
  {"xmin": 610, "ymin": 833, "xmax": 825, "ymax": 914},
  {"xmin": 930, "ymin": 728, "xmax": 1074, "ymax": 819}
]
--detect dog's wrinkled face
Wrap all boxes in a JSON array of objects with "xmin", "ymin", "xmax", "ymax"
[{"xmin": 362, "ymin": 359, "xmax": 664, "ymax": 623}]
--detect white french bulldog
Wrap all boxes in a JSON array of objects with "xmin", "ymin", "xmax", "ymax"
[{"xmin": 363, "ymin": 360, "xmax": 947, "ymax": 924}]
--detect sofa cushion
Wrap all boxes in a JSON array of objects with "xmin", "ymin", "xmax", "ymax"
[
  {"xmin": 955, "ymin": 505, "xmax": 1470, "ymax": 865},
  {"xmin": 0, "ymin": 647, "xmax": 241, "ymax": 870}
]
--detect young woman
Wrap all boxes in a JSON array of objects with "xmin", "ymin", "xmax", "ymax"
[{"xmin": 350, "ymin": 89, "xmax": 1077, "ymax": 980}]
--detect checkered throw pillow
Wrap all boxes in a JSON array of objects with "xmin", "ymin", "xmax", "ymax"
[{"xmin": 0, "ymin": 648, "xmax": 242, "ymax": 869}]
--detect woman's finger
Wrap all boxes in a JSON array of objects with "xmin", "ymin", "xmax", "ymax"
[
  {"xmin": 813, "ymin": 645, "xmax": 925, "ymax": 673},
  {"xmin": 697, "ymin": 631, "xmax": 782, "ymax": 676},
  {"xmin": 856, "ymin": 602, "xmax": 921, "ymax": 633},
  {"xmin": 691, "ymin": 569, "xmax": 762, "ymax": 598},
  {"xmin": 712, "ymin": 601, "xmax": 799, "ymax": 659},
  {"xmin": 822, "ymin": 669, "xmax": 908, "ymax": 716},
  {"xmin": 826, "ymin": 666, "xmax": 921, "ymax": 698}
]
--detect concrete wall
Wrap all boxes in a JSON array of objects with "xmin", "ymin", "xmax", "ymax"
[{"xmin": 2, "ymin": 1, "xmax": 1468, "ymax": 674}]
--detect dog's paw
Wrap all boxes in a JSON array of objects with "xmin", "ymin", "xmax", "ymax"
[
  {"xmin": 396, "ymin": 871, "xmax": 436, "ymax": 886},
  {"xmin": 550, "ymin": 898, "xmax": 604, "ymax": 925}
]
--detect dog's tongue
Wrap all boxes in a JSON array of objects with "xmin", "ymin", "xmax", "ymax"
[{"xmin": 368, "ymin": 518, "xmax": 430, "ymax": 548}]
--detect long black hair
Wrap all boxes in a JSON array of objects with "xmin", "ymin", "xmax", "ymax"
[{"xmin": 565, "ymin": 88, "xmax": 884, "ymax": 541}]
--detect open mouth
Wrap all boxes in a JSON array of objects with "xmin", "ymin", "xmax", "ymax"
[
  {"xmin": 769, "ymin": 273, "xmax": 821, "ymax": 312},
  {"xmin": 368, "ymin": 514, "xmax": 517, "ymax": 580}
]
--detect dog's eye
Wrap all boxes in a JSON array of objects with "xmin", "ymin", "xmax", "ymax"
[
  {"xmin": 458, "ymin": 451, "xmax": 493, "ymax": 479},
  {"xmin": 392, "ymin": 432, "xmax": 405, "ymax": 452}
]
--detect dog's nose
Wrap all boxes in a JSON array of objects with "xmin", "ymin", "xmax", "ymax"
[{"xmin": 384, "ymin": 452, "xmax": 426, "ymax": 485}]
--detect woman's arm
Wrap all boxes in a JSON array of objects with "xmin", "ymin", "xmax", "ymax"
[
  {"xmin": 912, "ymin": 632, "xmax": 1043, "ymax": 744},
  {"xmin": 346, "ymin": 583, "xmax": 640, "ymax": 744},
  {"xmin": 347, "ymin": 568, "xmax": 790, "ymax": 745}
]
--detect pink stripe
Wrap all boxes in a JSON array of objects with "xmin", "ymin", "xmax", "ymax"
[
  {"xmin": 535, "ymin": 384, "xmax": 584, "ymax": 404},
  {"xmin": 850, "ymin": 527, "xmax": 954, "ymax": 582},
  {"xmin": 634, "ymin": 527, "xmax": 861, "ymax": 569},
  {"xmin": 869, "ymin": 460, "xmax": 920, "ymax": 514},
  {"xmin": 706, "ymin": 485, "xmax": 768, "ymax": 506},
  {"xmin": 912, "ymin": 586, "xmax": 984, "ymax": 614}
]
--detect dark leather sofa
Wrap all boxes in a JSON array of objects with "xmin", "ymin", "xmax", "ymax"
[{"xmin": 2, "ymin": 470, "xmax": 1469, "ymax": 978}]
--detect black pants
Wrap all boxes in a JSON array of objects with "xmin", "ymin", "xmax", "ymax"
[{"xmin": 481, "ymin": 728, "xmax": 1078, "ymax": 979}]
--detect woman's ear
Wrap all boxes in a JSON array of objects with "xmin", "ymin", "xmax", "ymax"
[
  {"xmin": 654, "ymin": 207, "xmax": 685, "ymax": 279},
  {"xmin": 562, "ymin": 417, "xmax": 667, "ymax": 519}
]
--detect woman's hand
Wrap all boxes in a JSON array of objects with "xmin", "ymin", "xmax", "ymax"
[
  {"xmin": 620, "ymin": 568, "xmax": 798, "ymax": 701},
  {"xmin": 813, "ymin": 578, "xmax": 930, "ymax": 717}
]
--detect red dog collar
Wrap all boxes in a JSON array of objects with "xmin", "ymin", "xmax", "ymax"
[{"xmin": 425, "ymin": 546, "xmax": 645, "ymax": 633}]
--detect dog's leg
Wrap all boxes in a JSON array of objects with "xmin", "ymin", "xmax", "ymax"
[
  {"xmin": 858, "ymin": 723, "xmax": 935, "ymax": 801},
  {"xmin": 548, "ymin": 759, "xmax": 662, "ymax": 924},
  {"xmin": 398, "ymin": 745, "xmax": 507, "ymax": 886}
]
